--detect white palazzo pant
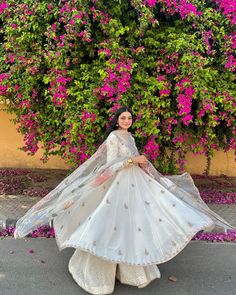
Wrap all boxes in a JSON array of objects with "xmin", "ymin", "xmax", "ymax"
[{"xmin": 68, "ymin": 249, "xmax": 161, "ymax": 294}]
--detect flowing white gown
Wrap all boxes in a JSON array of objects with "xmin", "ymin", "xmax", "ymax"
[{"xmin": 14, "ymin": 129, "xmax": 236, "ymax": 294}]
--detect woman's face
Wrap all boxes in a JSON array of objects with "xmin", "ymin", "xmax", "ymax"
[{"xmin": 117, "ymin": 111, "xmax": 133, "ymax": 130}]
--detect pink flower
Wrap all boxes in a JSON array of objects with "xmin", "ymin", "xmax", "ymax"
[
  {"xmin": 147, "ymin": 0, "xmax": 157, "ymax": 7},
  {"xmin": 157, "ymin": 75, "xmax": 166, "ymax": 82},
  {"xmin": 159, "ymin": 89, "xmax": 171, "ymax": 96},
  {"xmin": 0, "ymin": 1, "xmax": 7, "ymax": 14},
  {"xmin": 181, "ymin": 114, "xmax": 193, "ymax": 125}
]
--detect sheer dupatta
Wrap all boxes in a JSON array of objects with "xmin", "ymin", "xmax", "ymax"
[
  {"xmin": 143, "ymin": 162, "xmax": 236, "ymax": 231},
  {"xmin": 14, "ymin": 131, "xmax": 134, "ymax": 238},
  {"xmin": 14, "ymin": 130, "xmax": 236, "ymax": 239}
]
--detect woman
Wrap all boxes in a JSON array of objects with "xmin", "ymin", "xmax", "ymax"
[{"xmin": 14, "ymin": 106, "xmax": 236, "ymax": 294}]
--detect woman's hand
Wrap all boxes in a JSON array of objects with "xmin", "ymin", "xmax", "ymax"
[{"xmin": 131, "ymin": 155, "xmax": 148, "ymax": 167}]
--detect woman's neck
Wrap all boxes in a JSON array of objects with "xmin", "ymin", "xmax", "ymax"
[{"xmin": 117, "ymin": 128, "xmax": 129, "ymax": 133}]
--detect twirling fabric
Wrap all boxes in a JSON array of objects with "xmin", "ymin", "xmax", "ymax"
[{"xmin": 15, "ymin": 130, "xmax": 235, "ymax": 266}]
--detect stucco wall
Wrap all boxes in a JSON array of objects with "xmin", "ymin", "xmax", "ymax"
[
  {"xmin": 0, "ymin": 104, "xmax": 69, "ymax": 169},
  {"xmin": 0, "ymin": 104, "xmax": 235, "ymax": 175}
]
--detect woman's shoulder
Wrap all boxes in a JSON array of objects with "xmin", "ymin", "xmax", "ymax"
[
  {"xmin": 106, "ymin": 130, "xmax": 119, "ymax": 142},
  {"xmin": 108, "ymin": 130, "xmax": 118, "ymax": 137}
]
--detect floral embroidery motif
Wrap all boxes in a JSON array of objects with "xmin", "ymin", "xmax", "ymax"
[{"xmin": 63, "ymin": 201, "xmax": 74, "ymax": 210}]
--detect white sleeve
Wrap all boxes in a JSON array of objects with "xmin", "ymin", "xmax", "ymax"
[{"xmin": 106, "ymin": 132, "xmax": 119, "ymax": 162}]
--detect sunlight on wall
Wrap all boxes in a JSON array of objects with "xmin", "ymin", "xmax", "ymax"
[{"xmin": 1, "ymin": 104, "xmax": 235, "ymax": 175}]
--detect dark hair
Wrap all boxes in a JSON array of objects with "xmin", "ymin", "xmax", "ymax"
[{"xmin": 104, "ymin": 106, "xmax": 135, "ymax": 140}]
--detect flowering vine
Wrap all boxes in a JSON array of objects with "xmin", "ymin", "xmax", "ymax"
[{"xmin": 0, "ymin": 0, "xmax": 235, "ymax": 173}]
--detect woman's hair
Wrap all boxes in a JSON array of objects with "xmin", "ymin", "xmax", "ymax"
[{"xmin": 104, "ymin": 106, "xmax": 135, "ymax": 140}]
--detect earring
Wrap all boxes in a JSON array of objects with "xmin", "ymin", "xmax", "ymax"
[{"xmin": 116, "ymin": 123, "xmax": 119, "ymax": 127}]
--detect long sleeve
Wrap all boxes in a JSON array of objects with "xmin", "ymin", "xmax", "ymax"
[
  {"xmin": 106, "ymin": 132, "xmax": 120, "ymax": 162},
  {"xmin": 91, "ymin": 132, "xmax": 134, "ymax": 187}
]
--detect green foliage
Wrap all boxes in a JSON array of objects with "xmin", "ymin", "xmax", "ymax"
[{"xmin": 0, "ymin": 0, "xmax": 235, "ymax": 173}]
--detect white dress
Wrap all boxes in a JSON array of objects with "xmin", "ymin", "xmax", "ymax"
[{"xmin": 14, "ymin": 129, "xmax": 236, "ymax": 294}]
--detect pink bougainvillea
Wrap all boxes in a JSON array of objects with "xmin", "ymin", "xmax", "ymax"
[
  {"xmin": 176, "ymin": 78, "xmax": 195, "ymax": 126},
  {"xmin": 0, "ymin": 0, "xmax": 235, "ymax": 173}
]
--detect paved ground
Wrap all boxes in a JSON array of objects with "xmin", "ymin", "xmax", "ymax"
[
  {"xmin": 0, "ymin": 239, "xmax": 235, "ymax": 295},
  {"xmin": 0, "ymin": 170, "xmax": 235, "ymax": 294}
]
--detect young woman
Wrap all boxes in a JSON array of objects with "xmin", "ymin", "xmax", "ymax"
[{"xmin": 14, "ymin": 106, "xmax": 236, "ymax": 294}]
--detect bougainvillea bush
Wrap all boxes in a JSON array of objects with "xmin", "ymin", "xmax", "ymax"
[{"xmin": 0, "ymin": 0, "xmax": 235, "ymax": 173}]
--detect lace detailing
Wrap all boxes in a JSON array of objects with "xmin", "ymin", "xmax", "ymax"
[
  {"xmin": 68, "ymin": 249, "xmax": 116, "ymax": 294},
  {"xmin": 68, "ymin": 249, "xmax": 161, "ymax": 294}
]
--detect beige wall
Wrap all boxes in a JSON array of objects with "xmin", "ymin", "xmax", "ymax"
[
  {"xmin": 0, "ymin": 104, "xmax": 235, "ymax": 175},
  {"xmin": 0, "ymin": 104, "xmax": 69, "ymax": 169}
]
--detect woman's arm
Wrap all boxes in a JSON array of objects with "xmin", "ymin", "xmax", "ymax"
[{"xmin": 106, "ymin": 132, "xmax": 119, "ymax": 162}]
